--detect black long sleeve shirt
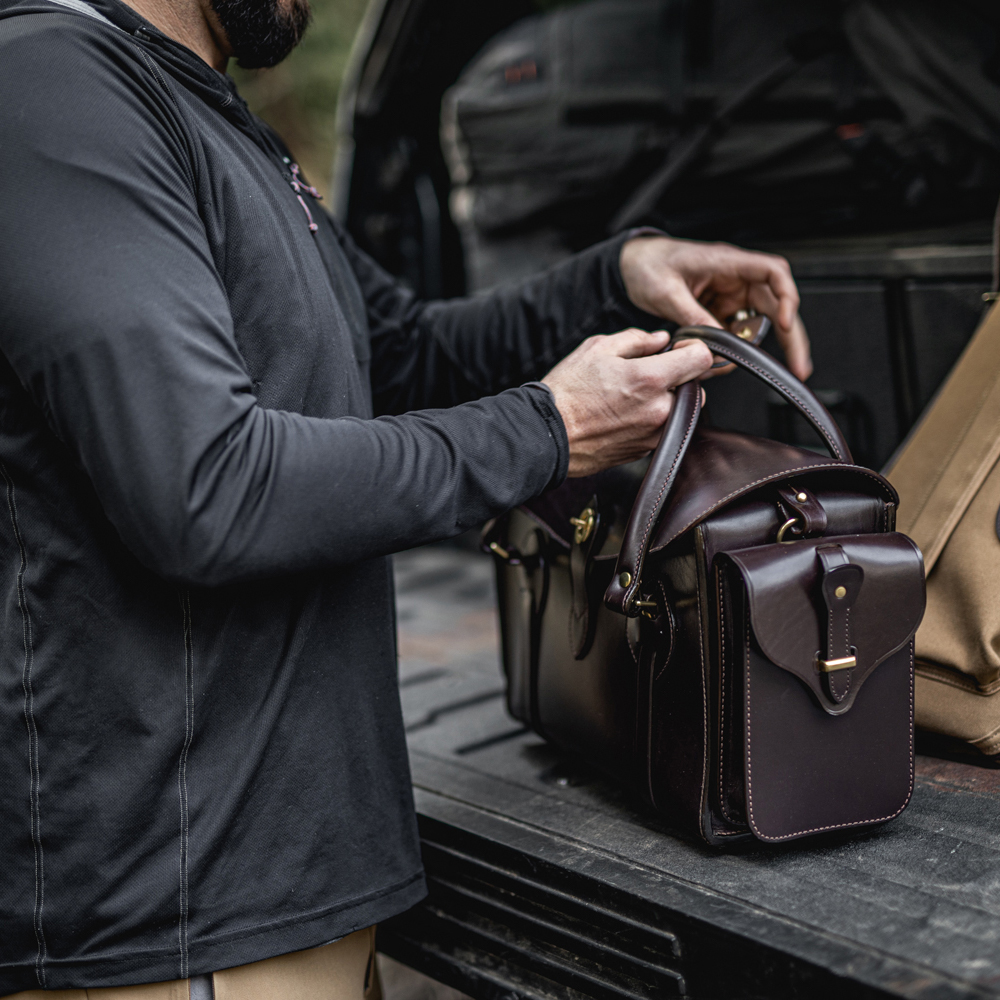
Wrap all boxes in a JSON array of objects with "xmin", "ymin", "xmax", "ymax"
[{"xmin": 0, "ymin": 0, "xmax": 653, "ymax": 989}]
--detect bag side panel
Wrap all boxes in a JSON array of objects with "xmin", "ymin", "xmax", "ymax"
[
  {"xmin": 716, "ymin": 567, "xmax": 748, "ymax": 828},
  {"xmin": 496, "ymin": 510, "xmax": 549, "ymax": 725},
  {"xmin": 535, "ymin": 553, "xmax": 640, "ymax": 781},
  {"xmin": 495, "ymin": 557, "xmax": 533, "ymax": 724},
  {"xmin": 644, "ymin": 543, "xmax": 714, "ymax": 840}
]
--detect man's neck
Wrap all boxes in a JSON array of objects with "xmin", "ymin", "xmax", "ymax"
[{"xmin": 126, "ymin": 0, "xmax": 230, "ymax": 71}]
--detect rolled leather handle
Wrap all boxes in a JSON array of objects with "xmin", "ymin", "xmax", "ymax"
[
  {"xmin": 674, "ymin": 326, "xmax": 851, "ymax": 462},
  {"xmin": 604, "ymin": 326, "xmax": 851, "ymax": 616}
]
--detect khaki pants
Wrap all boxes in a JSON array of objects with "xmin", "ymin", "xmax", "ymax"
[{"xmin": 3, "ymin": 926, "xmax": 380, "ymax": 1000}]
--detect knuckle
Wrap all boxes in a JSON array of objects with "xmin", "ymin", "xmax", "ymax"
[
  {"xmin": 689, "ymin": 341, "xmax": 714, "ymax": 368},
  {"xmin": 634, "ymin": 366, "xmax": 661, "ymax": 391},
  {"xmin": 639, "ymin": 396, "xmax": 670, "ymax": 428}
]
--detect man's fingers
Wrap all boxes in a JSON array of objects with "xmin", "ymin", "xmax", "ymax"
[
  {"xmin": 634, "ymin": 338, "xmax": 714, "ymax": 387},
  {"xmin": 661, "ymin": 277, "xmax": 724, "ymax": 330},
  {"xmin": 602, "ymin": 327, "xmax": 672, "ymax": 359},
  {"xmin": 774, "ymin": 314, "xmax": 813, "ymax": 381},
  {"xmin": 756, "ymin": 256, "xmax": 800, "ymax": 333},
  {"xmin": 716, "ymin": 249, "xmax": 799, "ymax": 334}
]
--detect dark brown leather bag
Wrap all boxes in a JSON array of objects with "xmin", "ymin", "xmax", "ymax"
[{"xmin": 487, "ymin": 326, "xmax": 926, "ymax": 844}]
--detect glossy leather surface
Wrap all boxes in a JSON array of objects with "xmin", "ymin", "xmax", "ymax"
[
  {"xmin": 606, "ymin": 380, "xmax": 702, "ymax": 614},
  {"xmin": 816, "ymin": 544, "xmax": 863, "ymax": 704},
  {"xmin": 743, "ymin": 634, "xmax": 914, "ymax": 842},
  {"xmin": 569, "ymin": 496, "xmax": 605, "ymax": 660},
  {"xmin": 535, "ymin": 552, "xmax": 639, "ymax": 778},
  {"xmin": 493, "ymin": 335, "xmax": 922, "ymax": 845},
  {"xmin": 606, "ymin": 329, "xmax": 855, "ymax": 616},
  {"xmin": 721, "ymin": 534, "xmax": 925, "ymax": 714},
  {"xmin": 648, "ymin": 430, "xmax": 886, "ymax": 553},
  {"xmin": 777, "ymin": 484, "xmax": 828, "ymax": 537},
  {"xmin": 495, "ymin": 509, "xmax": 550, "ymax": 726},
  {"xmin": 520, "ymin": 459, "xmax": 648, "ymax": 551}
]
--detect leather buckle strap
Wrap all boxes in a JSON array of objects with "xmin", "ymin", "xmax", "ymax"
[
  {"xmin": 777, "ymin": 485, "xmax": 828, "ymax": 538},
  {"xmin": 816, "ymin": 543, "xmax": 864, "ymax": 702}
]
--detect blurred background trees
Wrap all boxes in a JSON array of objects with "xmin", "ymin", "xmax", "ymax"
[{"xmin": 232, "ymin": 0, "xmax": 369, "ymax": 199}]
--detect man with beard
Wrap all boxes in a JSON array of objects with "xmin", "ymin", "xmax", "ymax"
[{"xmin": 0, "ymin": 0, "xmax": 810, "ymax": 994}]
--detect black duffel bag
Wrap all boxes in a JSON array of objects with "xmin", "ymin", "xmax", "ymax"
[{"xmin": 485, "ymin": 327, "xmax": 926, "ymax": 845}]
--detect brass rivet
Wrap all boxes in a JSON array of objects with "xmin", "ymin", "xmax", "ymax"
[
  {"xmin": 796, "ymin": 492, "xmax": 808, "ymax": 502},
  {"xmin": 619, "ymin": 571, "xmax": 632, "ymax": 588},
  {"xmin": 737, "ymin": 326, "xmax": 753, "ymax": 340},
  {"xmin": 569, "ymin": 507, "xmax": 595, "ymax": 545},
  {"xmin": 835, "ymin": 585, "xmax": 847, "ymax": 599}
]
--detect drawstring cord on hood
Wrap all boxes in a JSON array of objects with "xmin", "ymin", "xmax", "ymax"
[
  {"xmin": 67, "ymin": 3, "xmax": 325, "ymax": 240},
  {"xmin": 285, "ymin": 159, "xmax": 320, "ymax": 234}
]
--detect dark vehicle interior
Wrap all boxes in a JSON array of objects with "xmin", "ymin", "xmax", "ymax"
[{"xmin": 334, "ymin": 0, "xmax": 1000, "ymax": 469}]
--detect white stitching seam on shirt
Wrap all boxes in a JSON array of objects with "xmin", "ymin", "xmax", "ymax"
[
  {"xmin": 177, "ymin": 590, "xmax": 195, "ymax": 979},
  {"xmin": 1, "ymin": 461, "xmax": 48, "ymax": 987}
]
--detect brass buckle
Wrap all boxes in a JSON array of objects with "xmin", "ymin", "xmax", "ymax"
[
  {"xmin": 817, "ymin": 654, "xmax": 857, "ymax": 673},
  {"xmin": 634, "ymin": 598, "xmax": 658, "ymax": 620},
  {"xmin": 776, "ymin": 516, "xmax": 803, "ymax": 544},
  {"xmin": 730, "ymin": 307, "xmax": 757, "ymax": 340},
  {"xmin": 569, "ymin": 507, "xmax": 596, "ymax": 545}
]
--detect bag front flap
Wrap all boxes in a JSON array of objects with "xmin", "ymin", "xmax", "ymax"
[{"xmin": 720, "ymin": 533, "xmax": 925, "ymax": 714}]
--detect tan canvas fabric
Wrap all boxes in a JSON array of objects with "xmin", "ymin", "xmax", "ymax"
[
  {"xmin": 1, "ymin": 927, "xmax": 380, "ymax": 1000},
  {"xmin": 887, "ymin": 302, "xmax": 1000, "ymax": 753},
  {"xmin": 213, "ymin": 926, "xmax": 378, "ymax": 1000}
]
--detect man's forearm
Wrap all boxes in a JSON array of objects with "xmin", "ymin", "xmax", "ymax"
[{"xmin": 341, "ymin": 226, "xmax": 660, "ymax": 415}]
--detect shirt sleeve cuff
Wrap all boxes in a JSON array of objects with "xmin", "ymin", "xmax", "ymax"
[{"xmin": 521, "ymin": 380, "xmax": 570, "ymax": 491}]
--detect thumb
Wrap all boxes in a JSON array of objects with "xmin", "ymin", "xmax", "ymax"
[{"xmin": 602, "ymin": 327, "xmax": 672, "ymax": 359}]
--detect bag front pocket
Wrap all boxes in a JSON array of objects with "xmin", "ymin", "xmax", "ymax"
[{"xmin": 715, "ymin": 533, "xmax": 925, "ymax": 841}]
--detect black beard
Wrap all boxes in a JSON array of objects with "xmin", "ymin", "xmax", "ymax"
[{"xmin": 210, "ymin": 0, "xmax": 311, "ymax": 69}]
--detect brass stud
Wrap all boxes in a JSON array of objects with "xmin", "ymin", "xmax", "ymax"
[
  {"xmin": 796, "ymin": 492, "xmax": 808, "ymax": 502},
  {"xmin": 489, "ymin": 541, "xmax": 511, "ymax": 561},
  {"xmin": 619, "ymin": 571, "xmax": 632, "ymax": 588},
  {"xmin": 737, "ymin": 326, "xmax": 754, "ymax": 340},
  {"xmin": 734, "ymin": 309, "xmax": 749, "ymax": 322},
  {"xmin": 835, "ymin": 585, "xmax": 847, "ymax": 599}
]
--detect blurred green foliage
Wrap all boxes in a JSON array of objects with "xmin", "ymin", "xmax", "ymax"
[
  {"xmin": 232, "ymin": 0, "xmax": 369, "ymax": 199},
  {"xmin": 231, "ymin": 0, "xmax": 581, "ymax": 198}
]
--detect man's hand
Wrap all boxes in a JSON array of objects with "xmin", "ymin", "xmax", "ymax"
[
  {"xmin": 542, "ymin": 330, "xmax": 714, "ymax": 478},
  {"xmin": 619, "ymin": 235, "xmax": 813, "ymax": 381}
]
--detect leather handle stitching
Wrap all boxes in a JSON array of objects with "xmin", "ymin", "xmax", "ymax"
[
  {"xmin": 630, "ymin": 389, "xmax": 701, "ymax": 591},
  {"xmin": 701, "ymin": 341, "xmax": 846, "ymax": 461}
]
